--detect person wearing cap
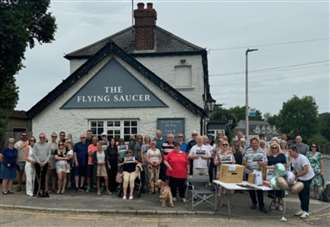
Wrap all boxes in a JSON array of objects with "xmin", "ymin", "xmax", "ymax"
[
  {"xmin": 32, "ymin": 133, "xmax": 51, "ymax": 197},
  {"xmin": 1, "ymin": 138, "xmax": 18, "ymax": 195},
  {"xmin": 14, "ymin": 132, "xmax": 29, "ymax": 192},
  {"xmin": 146, "ymin": 140, "xmax": 162, "ymax": 193},
  {"xmin": 48, "ymin": 132, "xmax": 58, "ymax": 193},
  {"xmin": 74, "ymin": 133, "xmax": 88, "ymax": 191}
]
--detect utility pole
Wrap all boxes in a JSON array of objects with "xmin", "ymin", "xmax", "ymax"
[{"xmin": 245, "ymin": 48, "xmax": 258, "ymax": 140}]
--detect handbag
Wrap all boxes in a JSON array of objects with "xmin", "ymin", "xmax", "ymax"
[{"xmin": 116, "ymin": 172, "xmax": 123, "ymax": 184}]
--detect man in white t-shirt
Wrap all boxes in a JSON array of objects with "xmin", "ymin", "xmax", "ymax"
[
  {"xmin": 289, "ymin": 145, "xmax": 315, "ymax": 219},
  {"xmin": 189, "ymin": 136, "xmax": 211, "ymax": 176}
]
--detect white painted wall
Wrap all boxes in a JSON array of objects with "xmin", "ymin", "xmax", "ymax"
[
  {"xmin": 136, "ymin": 55, "xmax": 205, "ymax": 108},
  {"xmin": 33, "ymin": 56, "xmax": 201, "ymax": 142},
  {"xmin": 69, "ymin": 54, "xmax": 205, "ymax": 108}
]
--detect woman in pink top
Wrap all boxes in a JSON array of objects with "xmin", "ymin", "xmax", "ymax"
[{"xmin": 86, "ymin": 136, "xmax": 97, "ymax": 192}]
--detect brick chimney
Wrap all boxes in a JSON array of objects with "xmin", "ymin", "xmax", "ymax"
[{"xmin": 134, "ymin": 2, "xmax": 157, "ymax": 50}]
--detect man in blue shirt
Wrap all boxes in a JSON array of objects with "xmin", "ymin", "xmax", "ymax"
[
  {"xmin": 177, "ymin": 133, "xmax": 188, "ymax": 153},
  {"xmin": 74, "ymin": 134, "xmax": 88, "ymax": 191}
]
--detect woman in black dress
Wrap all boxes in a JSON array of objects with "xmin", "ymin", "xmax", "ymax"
[{"xmin": 105, "ymin": 138, "xmax": 118, "ymax": 192}]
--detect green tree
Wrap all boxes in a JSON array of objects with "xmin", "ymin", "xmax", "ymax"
[
  {"xmin": 0, "ymin": 0, "xmax": 56, "ymax": 143},
  {"xmin": 275, "ymin": 96, "xmax": 319, "ymax": 139},
  {"xmin": 228, "ymin": 106, "xmax": 263, "ymax": 122},
  {"xmin": 319, "ymin": 112, "xmax": 330, "ymax": 142}
]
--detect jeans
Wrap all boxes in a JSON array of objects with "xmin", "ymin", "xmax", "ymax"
[
  {"xmin": 169, "ymin": 177, "xmax": 186, "ymax": 198},
  {"xmin": 298, "ymin": 179, "xmax": 312, "ymax": 212}
]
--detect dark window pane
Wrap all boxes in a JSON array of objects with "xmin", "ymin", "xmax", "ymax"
[
  {"xmin": 132, "ymin": 127, "xmax": 137, "ymax": 134},
  {"xmin": 124, "ymin": 135, "xmax": 130, "ymax": 142},
  {"xmin": 98, "ymin": 121, "xmax": 104, "ymax": 127},
  {"xmin": 107, "ymin": 121, "xmax": 113, "ymax": 127},
  {"xmin": 115, "ymin": 121, "xmax": 120, "ymax": 127},
  {"xmin": 131, "ymin": 121, "xmax": 137, "ymax": 126},
  {"xmin": 124, "ymin": 128, "xmax": 130, "ymax": 134},
  {"xmin": 115, "ymin": 130, "xmax": 120, "ymax": 135},
  {"xmin": 91, "ymin": 121, "xmax": 96, "ymax": 127},
  {"xmin": 91, "ymin": 128, "xmax": 97, "ymax": 134},
  {"xmin": 97, "ymin": 128, "xmax": 103, "ymax": 135},
  {"xmin": 124, "ymin": 121, "xmax": 130, "ymax": 127}
]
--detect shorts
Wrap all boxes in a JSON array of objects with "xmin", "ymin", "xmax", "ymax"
[
  {"xmin": 97, "ymin": 165, "xmax": 107, "ymax": 177},
  {"xmin": 56, "ymin": 161, "xmax": 69, "ymax": 174},
  {"xmin": 17, "ymin": 161, "xmax": 25, "ymax": 172},
  {"xmin": 75, "ymin": 165, "xmax": 87, "ymax": 177}
]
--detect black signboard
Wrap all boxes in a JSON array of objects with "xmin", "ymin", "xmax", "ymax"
[{"xmin": 157, "ymin": 118, "xmax": 185, "ymax": 136}]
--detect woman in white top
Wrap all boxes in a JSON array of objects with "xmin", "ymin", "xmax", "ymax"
[
  {"xmin": 95, "ymin": 142, "xmax": 111, "ymax": 196},
  {"xmin": 55, "ymin": 142, "xmax": 73, "ymax": 194},
  {"xmin": 146, "ymin": 140, "xmax": 162, "ymax": 193},
  {"xmin": 24, "ymin": 137, "xmax": 36, "ymax": 197}
]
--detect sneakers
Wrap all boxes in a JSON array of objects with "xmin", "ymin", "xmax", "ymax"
[
  {"xmin": 295, "ymin": 210, "xmax": 304, "ymax": 216},
  {"xmin": 122, "ymin": 195, "xmax": 127, "ymax": 200},
  {"xmin": 97, "ymin": 191, "xmax": 101, "ymax": 196},
  {"xmin": 173, "ymin": 198, "xmax": 177, "ymax": 202},
  {"xmin": 182, "ymin": 198, "xmax": 187, "ymax": 203},
  {"xmin": 129, "ymin": 195, "xmax": 133, "ymax": 200},
  {"xmin": 300, "ymin": 212, "xmax": 309, "ymax": 219}
]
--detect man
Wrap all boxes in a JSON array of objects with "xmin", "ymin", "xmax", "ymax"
[
  {"xmin": 154, "ymin": 129, "xmax": 164, "ymax": 150},
  {"xmin": 14, "ymin": 132, "xmax": 29, "ymax": 192},
  {"xmin": 32, "ymin": 133, "xmax": 51, "ymax": 197},
  {"xmin": 86, "ymin": 129, "xmax": 93, "ymax": 145},
  {"xmin": 188, "ymin": 135, "xmax": 211, "ymax": 176},
  {"xmin": 159, "ymin": 133, "xmax": 176, "ymax": 181},
  {"xmin": 243, "ymin": 137, "xmax": 268, "ymax": 213},
  {"xmin": 295, "ymin": 136, "xmax": 309, "ymax": 156},
  {"xmin": 48, "ymin": 132, "xmax": 58, "ymax": 192},
  {"xmin": 73, "ymin": 133, "xmax": 88, "ymax": 191},
  {"xmin": 289, "ymin": 145, "xmax": 315, "ymax": 219},
  {"xmin": 59, "ymin": 131, "xmax": 66, "ymax": 143},
  {"xmin": 187, "ymin": 131, "xmax": 198, "ymax": 175},
  {"xmin": 177, "ymin": 133, "xmax": 188, "ymax": 153}
]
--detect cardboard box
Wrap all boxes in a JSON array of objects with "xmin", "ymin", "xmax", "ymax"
[
  {"xmin": 248, "ymin": 173, "xmax": 255, "ymax": 184},
  {"xmin": 218, "ymin": 164, "xmax": 245, "ymax": 183}
]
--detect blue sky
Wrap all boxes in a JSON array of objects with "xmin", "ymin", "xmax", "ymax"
[{"xmin": 15, "ymin": 0, "xmax": 329, "ymax": 114}]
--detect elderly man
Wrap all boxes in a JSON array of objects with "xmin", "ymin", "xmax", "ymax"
[
  {"xmin": 14, "ymin": 132, "xmax": 29, "ymax": 192},
  {"xmin": 295, "ymin": 136, "xmax": 309, "ymax": 156},
  {"xmin": 74, "ymin": 133, "xmax": 88, "ymax": 191},
  {"xmin": 243, "ymin": 137, "xmax": 268, "ymax": 213},
  {"xmin": 188, "ymin": 135, "xmax": 211, "ymax": 176},
  {"xmin": 32, "ymin": 133, "xmax": 51, "ymax": 197},
  {"xmin": 154, "ymin": 129, "xmax": 164, "ymax": 150}
]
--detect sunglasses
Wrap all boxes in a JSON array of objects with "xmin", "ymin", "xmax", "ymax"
[
  {"xmin": 271, "ymin": 147, "xmax": 278, "ymax": 149},
  {"xmin": 223, "ymin": 144, "xmax": 229, "ymax": 146},
  {"xmin": 29, "ymin": 140, "xmax": 36, "ymax": 142}
]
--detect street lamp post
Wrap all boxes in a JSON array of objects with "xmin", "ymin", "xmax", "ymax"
[{"xmin": 245, "ymin": 48, "xmax": 258, "ymax": 140}]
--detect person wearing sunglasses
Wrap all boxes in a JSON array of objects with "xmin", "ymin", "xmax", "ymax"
[
  {"xmin": 24, "ymin": 137, "xmax": 36, "ymax": 197},
  {"xmin": 267, "ymin": 142, "xmax": 287, "ymax": 211},
  {"xmin": 55, "ymin": 142, "xmax": 72, "ymax": 194},
  {"xmin": 120, "ymin": 149, "xmax": 138, "ymax": 200},
  {"xmin": 307, "ymin": 144, "xmax": 324, "ymax": 199},
  {"xmin": 32, "ymin": 132, "xmax": 51, "ymax": 197}
]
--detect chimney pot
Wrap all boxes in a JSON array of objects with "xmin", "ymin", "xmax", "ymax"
[
  {"xmin": 137, "ymin": 2, "xmax": 144, "ymax": 10},
  {"xmin": 147, "ymin": 2, "xmax": 153, "ymax": 9}
]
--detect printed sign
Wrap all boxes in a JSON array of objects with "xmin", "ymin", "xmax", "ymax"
[
  {"xmin": 62, "ymin": 59, "xmax": 167, "ymax": 109},
  {"xmin": 157, "ymin": 118, "xmax": 185, "ymax": 137}
]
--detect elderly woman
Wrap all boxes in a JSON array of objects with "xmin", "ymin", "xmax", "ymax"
[
  {"xmin": 120, "ymin": 149, "xmax": 138, "ymax": 200},
  {"xmin": 307, "ymin": 144, "xmax": 324, "ymax": 199},
  {"xmin": 1, "ymin": 138, "xmax": 18, "ymax": 195},
  {"xmin": 267, "ymin": 142, "xmax": 287, "ymax": 211},
  {"xmin": 164, "ymin": 142, "xmax": 189, "ymax": 202}
]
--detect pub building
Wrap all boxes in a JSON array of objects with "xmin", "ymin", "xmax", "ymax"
[{"xmin": 27, "ymin": 2, "xmax": 215, "ymax": 141}]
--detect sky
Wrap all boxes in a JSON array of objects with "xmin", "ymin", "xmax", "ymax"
[{"xmin": 15, "ymin": 0, "xmax": 330, "ymax": 115}]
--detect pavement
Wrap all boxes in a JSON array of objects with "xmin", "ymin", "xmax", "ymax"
[{"xmin": 0, "ymin": 190, "xmax": 329, "ymax": 218}]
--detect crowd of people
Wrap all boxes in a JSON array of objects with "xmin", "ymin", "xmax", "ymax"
[{"xmin": 0, "ymin": 129, "xmax": 325, "ymax": 218}]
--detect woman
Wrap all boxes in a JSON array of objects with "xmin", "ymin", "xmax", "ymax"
[
  {"xmin": 146, "ymin": 140, "xmax": 162, "ymax": 193},
  {"xmin": 86, "ymin": 136, "xmax": 98, "ymax": 192},
  {"xmin": 1, "ymin": 138, "xmax": 18, "ymax": 195},
  {"xmin": 120, "ymin": 149, "xmax": 138, "ymax": 200},
  {"xmin": 307, "ymin": 144, "xmax": 324, "ymax": 199},
  {"xmin": 141, "ymin": 135, "xmax": 151, "ymax": 192},
  {"xmin": 164, "ymin": 142, "xmax": 189, "ymax": 203},
  {"xmin": 24, "ymin": 137, "xmax": 36, "ymax": 196},
  {"xmin": 267, "ymin": 142, "xmax": 286, "ymax": 211},
  {"xmin": 214, "ymin": 140, "xmax": 235, "ymax": 167},
  {"xmin": 94, "ymin": 142, "xmax": 111, "ymax": 195},
  {"xmin": 55, "ymin": 142, "xmax": 73, "ymax": 194},
  {"xmin": 105, "ymin": 138, "xmax": 118, "ymax": 192}
]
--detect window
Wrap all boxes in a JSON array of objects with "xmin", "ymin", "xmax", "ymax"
[
  {"xmin": 174, "ymin": 65, "xmax": 192, "ymax": 88},
  {"xmin": 89, "ymin": 119, "xmax": 138, "ymax": 142}
]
